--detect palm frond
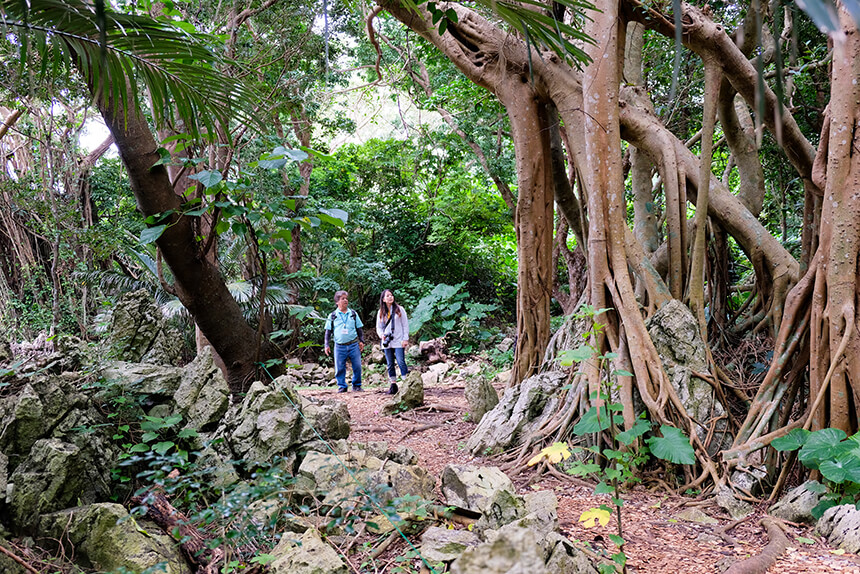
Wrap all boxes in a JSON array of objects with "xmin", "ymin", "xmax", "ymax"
[
  {"xmin": 398, "ymin": 0, "xmax": 596, "ymax": 65},
  {"xmin": 0, "ymin": 0, "xmax": 261, "ymax": 139}
]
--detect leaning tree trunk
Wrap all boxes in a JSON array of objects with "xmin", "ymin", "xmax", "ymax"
[{"xmin": 95, "ymin": 93, "xmax": 281, "ymax": 392}]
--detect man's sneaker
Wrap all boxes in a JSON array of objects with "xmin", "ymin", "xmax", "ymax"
[
  {"xmin": 353, "ymin": 386, "xmax": 363, "ymax": 392},
  {"xmin": 337, "ymin": 388, "xmax": 348, "ymax": 393}
]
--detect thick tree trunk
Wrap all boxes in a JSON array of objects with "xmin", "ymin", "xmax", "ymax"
[
  {"xmin": 96, "ymin": 96, "xmax": 281, "ymax": 392},
  {"xmin": 378, "ymin": 0, "xmax": 554, "ymax": 385}
]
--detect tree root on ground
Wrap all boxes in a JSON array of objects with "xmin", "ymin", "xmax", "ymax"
[
  {"xmin": 0, "ymin": 544, "xmax": 39, "ymax": 574},
  {"xmin": 723, "ymin": 517, "xmax": 789, "ymax": 574},
  {"xmin": 132, "ymin": 486, "xmax": 224, "ymax": 574}
]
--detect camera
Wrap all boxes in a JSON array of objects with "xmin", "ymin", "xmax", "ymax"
[{"xmin": 383, "ymin": 333, "xmax": 394, "ymax": 346}]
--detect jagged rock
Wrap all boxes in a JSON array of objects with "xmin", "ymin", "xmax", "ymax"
[
  {"xmin": 298, "ymin": 449, "xmax": 435, "ymax": 506},
  {"xmin": 647, "ymin": 300, "xmax": 731, "ymax": 453},
  {"xmin": 428, "ymin": 362, "xmax": 451, "ymax": 378},
  {"xmin": 0, "ymin": 452, "xmax": 7, "ymax": 499},
  {"xmin": 382, "ymin": 370, "xmax": 424, "ymax": 415},
  {"xmin": 420, "ymin": 526, "xmax": 482, "ymax": 563},
  {"xmin": 522, "ymin": 490, "xmax": 560, "ymax": 533},
  {"xmin": 106, "ymin": 288, "xmax": 180, "ymax": 364},
  {"xmin": 716, "ymin": 485, "xmax": 754, "ymax": 520},
  {"xmin": 0, "ymin": 536, "xmax": 28, "ymax": 574},
  {"xmin": 459, "ymin": 362, "xmax": 481, "ymax": 378},
  {"xmin": 484, "ymin": 491, "xmax": 560, "ymax": 541},
  {"xmin": 449, "ymin": 525, "xmax": 549, "ymax": 574},
  {"xmin": 464, "ymin": 376, "xmax": 498, "ymax": 424},
  {"xmin": 496, "ymin": 337, "xmax": 514, "ymax": 353},
  {"xmin": 769, "ymin": 481, "xmax": 824, "ymax": 523},
  {"xmin": 466, "ymin": 371, "xmax": 567, "ymax": 455},
  {"xmin": 100, "ymin": 361, "xmax": 183, "ymax": 399},
  {"xmin": 298, "ymin": 396, "xmax": 351, "ymax": 443},
  {"xmin": 441, "ymin": 465, "xmax": 515, "ymax": 514},
  {"xmin": 225, "ymin": 378, "xmax": 349, "ymax": 464},
  {"xmin": 421, "ymin": 370, "xmax": 439, "ymax": 387},
  {"xmin": 731, "ymin": 465, "xmax": 769, "ymax": 496},
  {"xmin": 543, "ymin": 532, "xmax": 600, "ymax": 574},
  {"xmin": 269, "ymin": 528, "xmax": 347, "ymax": 574},
  {"xmin": 7, "ymin": 439, "xmax": 111, "ymax": 530},
  {"xmin": 475, "ymin": 488, "xmax": 527, "ymax": 532},
  {"xmin": 39, "ymin": 503, "xmax": 190, "ymax": 573},
  {"xmin": 494, "ymin": 370, "xmax": 512, "ymax": 386},
  {"xmin": 816, "ymin": 504, "xmax": 860, "ymax": 553},
  {"xmin": 174, "ymin": 346, "xmax": 230, "ymax": 432}
]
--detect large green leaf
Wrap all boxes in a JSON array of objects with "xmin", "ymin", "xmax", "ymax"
[
  {"xmin": 772, "ymin": 428, "xmax": 812, "ymax": 452},
  {"xmin": 798, "ymin": 428, "xmax": 849, "ymax": 469},
  {"xmin": 647, "ymin": 425, "xmax": 695, "ymax": 465},
  {"xmin": 573, "ymin": 406, "xmax": 613, "ymax": 435},
  {"xmin": 819, "ymin": 454, "xmax": 860, "ymax": 485}
]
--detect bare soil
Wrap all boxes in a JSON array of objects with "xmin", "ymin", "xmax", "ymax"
[{"xmin": 302, "ymin": 380, "xmax": 860, "ymax": 574}]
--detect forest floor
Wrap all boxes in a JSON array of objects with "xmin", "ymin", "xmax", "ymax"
[{"xmin": 303, "ymin": 380, "xmax": 860, "ymax": 574}]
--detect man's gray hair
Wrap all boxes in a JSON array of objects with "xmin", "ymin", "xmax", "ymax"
[{"xmin": 334, "ymin": 290, "xmax": 349, "ymax": 303}]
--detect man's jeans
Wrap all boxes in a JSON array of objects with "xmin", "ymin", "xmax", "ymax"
[
  {"xmin": 334, "ymin": 341, "xmax": 362, "ymax": 390},
  {"xmin": 384, "ymin": 347, "xmax": 409, "ymax": 381}
]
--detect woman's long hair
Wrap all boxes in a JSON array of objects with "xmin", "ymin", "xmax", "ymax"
[{"xmin": 379, "ymin": 289, "xmax": 402, "ymax": 319}]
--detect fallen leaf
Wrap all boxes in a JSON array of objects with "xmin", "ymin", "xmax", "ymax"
[{"xmin": 579, "ymin": 508, "xmax": 611, "ymax": 528}]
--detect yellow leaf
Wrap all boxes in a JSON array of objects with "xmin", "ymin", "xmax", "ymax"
[
  {"xmin": 830, "ymin": 549, "xmax": 846, "ymax": 555},
  {"xmin": 528, "ymin": 442, "xmax": 572, "ymax": 467},
  {"xmin": 579, "ymin": 508, "xmax": 611, "ymax": 528},
  {"xmin": 527, "ymin": 452, "xmax": 546, "ymax": 467}
]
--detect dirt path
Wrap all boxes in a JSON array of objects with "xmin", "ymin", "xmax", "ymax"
[{"xmin": 302, "ymin": 383, "xmax": 860, "ymax": 574}]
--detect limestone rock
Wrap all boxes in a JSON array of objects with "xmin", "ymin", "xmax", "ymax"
[
  {"xmin": 816, "ymin": 504, "xmax": 860, "ymax": 553},
  {"xmin": 716, "ymin": 485, "xmax": 754, "ymax": 520},
  {"xmin": 420, "ymin": 526, "xmax": 482, "ymax": 563},
  {"xmin": 382, "ymin": 370, "xmax": 424, "ymax": 415},
  {"xmin": 0, "ymin": 452, "xmax": 7, "ymax": 500},
  {"xmin": 769, "ymin": 481, "xmax": 824, "ymax": 523},
  {"xmin": 449, "ymin": 525, "xmax": 548, "ymax": 574},
  {"xmin": 298, "ymin": 396, "xmax": 351, "ymax": 443},
  {"xmin": 100, "ymin": 361, "xmax": 183, "ymax": 399},
  {"xmin": 421, "ymin": 370, "xmax": 439, "ymax": 387},
  {"xmin": 646, "ymin": 300, "xmax": 731, "ymax": 453},
  {"xmin": 223, "ymin": 379, "xmax": 348, "ymax": 464},
  {"xmin": 106, "ymin": 288, "xmax": 180, "ymax": 364},
  {"xmin": 0, "ymin": 536, "xmax": 28, "ymax": 574},
  {"xmin": 269, "ymin": 528, "xmax": 347, "ymax": 574},
  {"xmin": 441, "ymin": 465, "xmax": 515, "ymax": 514},
  {"xmin": 466, "ymin": 371, "xmax": 567, "ymax": 455},
  {"xmin": 475, "ymin": 488, "xmax": 526, "ymax": 532},
  {"xmin": 39, "ymin": 504, "xmax": 190, "ymax": 573},
  {"xmin": 428, "ymin": 362, "xmax": 451, "ymax": 378},
  {"xmin": 174, "ymin": 346, "xmax": 230, "ymax": 431},
  {"xmin": 298, "ymin": 449, "xmax": 434, "ymax": 506},
  {"xmin": 543, "ymin": 532, "xmax": 599, "ymax": 574},
  {"xmin": 496, "ymin": 337, "xmax": 514, "ymax": 353},
  {"xmin": 464, "ymin": 376, "xmax": 498, "ymax": 424},
  {"xmin": 8, "ymin": 439, "xmax": 111, "ymax": 531}
]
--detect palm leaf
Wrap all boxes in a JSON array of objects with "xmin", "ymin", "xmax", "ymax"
[
  {"xmin": 0, "ymin": 0, "xmax": 261, "ymax": 139},
  {"xmin": 397, "ymin": 0, "xmax": 596, "ymax": 65}
]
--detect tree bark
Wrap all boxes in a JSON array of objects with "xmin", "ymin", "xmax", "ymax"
[{"xmin": 95, "ymin": 94, "xmax": 281, "ymax": 392}]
